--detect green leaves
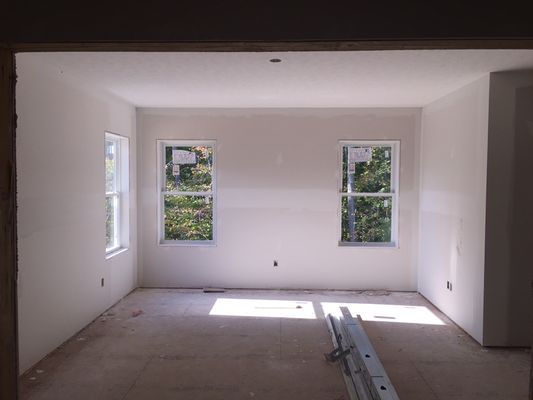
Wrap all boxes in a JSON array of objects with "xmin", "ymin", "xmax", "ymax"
[
  {"xmin": 165, "ymin": 146, "xmax": 213, "ymax": 192},
  {"xmin": 341, "ymin": 196, "xmax": 392, "ymax": 242},
  {"xmin": 341, "ymin": 145, "xmax": 394, "ymax": 243},
  {"xmin": 163, "ymin": 145, "xmax": 214, "ymax": 242},
  {"xmin": 342, "ymin": 146, "xmax": 391, "ymax": 193},
  {"xmin": 164, "ymin": 195, "xmax": 213, "ymax": 241}
]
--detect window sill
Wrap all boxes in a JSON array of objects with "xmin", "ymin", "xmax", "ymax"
[
  {"xmin": 338, "ymin": 241, "xmax": 398, "ymax": 249},
  {"xmin": 106, "ymin": 247, "xmax": 129, "ymax": 259},
  {"xmin": 159, "ymin": 240, "xmax": 216, "ymax": 247}
]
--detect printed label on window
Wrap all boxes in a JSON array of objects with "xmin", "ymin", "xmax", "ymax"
[
  {"xmin": 172, "ymin": 164, "xmax": 180, "ymax": 176},
  {"xmin": 172, "ymin": 150, "xmax": 197, "ymax": 165},
  {"xmin": 348, "ymin": 147, "xmax": 372, "ymax": 163}
]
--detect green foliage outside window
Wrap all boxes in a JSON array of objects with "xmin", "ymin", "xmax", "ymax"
[
  {"xmin": 163, "ymin": 145, "xmax": 214, "ymax": 241},
  {"xmin": 105, "ymin": 196, "xmax": 115, "ymax": 248},
  {"xmin": 105, "ymin": 139, "xmax": 118, "ymax": 250},
  {"xmin": 164, "ymin": 195, "xmax": 213, "ymax": 241},
  {"xmin": 341, "ymin": 145, "xmax": 394, "ymax": 243},
  {"xmin": 341, "ymin": 196, "xmax": 392, "ymax": 242}
]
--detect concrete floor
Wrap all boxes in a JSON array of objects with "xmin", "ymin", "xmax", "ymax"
[{"xmin": 20, "ymin": 289, "xmax": 530, "ymax": 400}]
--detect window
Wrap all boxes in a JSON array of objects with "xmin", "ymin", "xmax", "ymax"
[
  {"xmin": 105, "ymin": 132, "xmax": 129, "ymax": 255},
  {"xmin": 158, "ymin": 140, "xmax": 216, "ymax": 245},
  {"xmin": 339, "ymin": 141, "xmax": 399, "ymax": 247}
]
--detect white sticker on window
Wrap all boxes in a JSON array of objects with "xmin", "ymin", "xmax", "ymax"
[
  {"xmin": 384, "ymin": 199, "xmax": 389, "ymax": 207},
  {"xmin": 385, "ymin": 150, "xmax": 389, "ymax": 158},
  {"xmin": 348, "ymin": 163, "xmax": 356, "ymax": 174},
  {"xmin": 348, "ymin": 147, "xmax": 372, "ymax": 163},
  {"xmin": 172, "ymin": 164, "xmax": 180, "ymax": 176},
  {"xmin": 172, "ymin": 149, "xmax": 197, "ymax": 164}
]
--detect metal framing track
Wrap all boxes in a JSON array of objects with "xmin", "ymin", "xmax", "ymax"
[{"xmin": 325, "ymin": 307, "xmax": 400, "ymax": 400}]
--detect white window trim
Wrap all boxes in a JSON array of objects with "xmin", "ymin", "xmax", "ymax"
[
  {"xmin": 338, "ymin": 140, "xmax": 400, "ymax": 248},
  {"xmin": 105, "ymin": 131, "xmax": 130, "ymax": 257},
  {"xmin": 157, "ymin": 139, "xmax": 217, "ymax": 246}
]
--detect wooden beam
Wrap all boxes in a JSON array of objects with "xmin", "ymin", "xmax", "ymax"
[
  {"xmin": 11, "ymin": 38, "xmax": 533, "ymax": 53},
  {"xmin": 0, "ymin": 47, "xmax": 18, "ymax": 400}
]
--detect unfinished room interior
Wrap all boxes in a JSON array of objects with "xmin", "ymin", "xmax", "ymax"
[{"xmin": 10, "ymin": 49, "xmax": 532, "ymax": 400}]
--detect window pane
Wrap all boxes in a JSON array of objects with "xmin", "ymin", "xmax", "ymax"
[
  {"xmin": 341, "ymin": 196, "xmax": 392, "ymax": 243},
  {"xmin": 164, "ymin": 146, "xmax": 213, "ymax": 192},
  {"xmin": 164, "ymin": 195, "xmax": 213, "ymax": 241},
  {"xmin": 105, "ymin": 140, "xmax": 117, "ymax": 192},
  {"xmin": 106, "ymin": 195, "xmax": 117, "ymax": 249},
  {"xmin": 342, "ymin": 146, "xmax": 391, "ymax": 193}
]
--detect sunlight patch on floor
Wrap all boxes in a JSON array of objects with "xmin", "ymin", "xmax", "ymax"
[
  {"xmin": 209, "ymin": 298, "xmax": 316, "ymax": 319},
  {"xmin": 321, "ymin": 302, "xmax": 445, "ymax": 325}
]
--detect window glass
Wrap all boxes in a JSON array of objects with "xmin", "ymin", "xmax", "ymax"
[
  {"xmin": 105, "ymin": 133, "xmax": 128, "ymax": 254},
  {"xmin": 342, "ymin": 146, "xmax": 391, "ymax": 193},
  {"xmin": 160, "ymin": 141, "xmax": 215, "ymax": 244},
  {"xmin": 164, "ymin": 195, "xmax": 213, "ymax": 241},
  {"xmin": 164, "ymin": 146, "xmax": 213, "ymax": 192},
  {"xmin": 340, "ymin": 142, "xmax": 398, "ymax": 246},
  {"xmin": 105, "ymin": 139, "xmax": 117, "ymax": 193},
  {"xmin": 341, "ymin": 196, "xmax": 392, "ymax": 243},
  {"xmin": 105, "ymin": 195, "xmax": 117, "ymax": 249}
]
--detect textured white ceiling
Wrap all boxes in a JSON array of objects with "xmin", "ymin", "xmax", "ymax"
[{"xmin": 19, "ymin": 50, "xmax": 533, "ymax": 107}]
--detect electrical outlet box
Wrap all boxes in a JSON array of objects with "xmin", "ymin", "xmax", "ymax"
[
  {"xmin": 273, "ymin": 260, "xmax": 278, "ymax": 267},
  {"xmin": 101, "ymin": 278, "xmax": 105, "ymax": 287}
]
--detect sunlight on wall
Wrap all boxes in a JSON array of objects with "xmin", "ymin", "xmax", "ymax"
[
  {"xmin": 209, "ymin": 298, "xmax": 316, "ymax": 319},
  {"xmin": 321, "ymin": 302, "xmax": 445, "ymax": 325}
]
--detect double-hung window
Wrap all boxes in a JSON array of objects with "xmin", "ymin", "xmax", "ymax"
[
  {"xmin": 105, "ymin": 132, "xmax": 129, "ymax": 255},
  {"xmin": 339, "ymin": 141, "xmax": 399, "ymax": 247},
  {"xmin": 158, "ymin": 140, "xmax": 216, "ymax": 245}
]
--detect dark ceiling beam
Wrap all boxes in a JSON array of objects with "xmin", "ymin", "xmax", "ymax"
[
  {"xmin": 3, "ymin": 1, "xmax": 533, "ymax": 45},
  {"xmin": 9, "ymin": 39, "xmax": 533, "ymax": 53}
]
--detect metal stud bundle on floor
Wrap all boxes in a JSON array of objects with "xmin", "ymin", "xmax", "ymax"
[{"xmin": 325, "ymin": 307, "xmax": 400, "ymax": 400}]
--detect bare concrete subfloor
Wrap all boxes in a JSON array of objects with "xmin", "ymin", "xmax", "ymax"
[{"xmin": 20, "ymin": 289, "xmax": 530, "ymax": 400}]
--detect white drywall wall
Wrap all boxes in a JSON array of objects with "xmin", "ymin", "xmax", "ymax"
[
  {"xmin": 16, "ymin": 54, "xmax": 138, "ymax": 373},
  {"xmin": 484, "ymin": 71, "xmax": 533, "ymax": 346},
  {"xmin": 137, "ymin": 108, "xmax": 420, "ymax": 290},
  {"xmin": 419, "ymin": 76, "xmax": 490, "ymax": 344}
]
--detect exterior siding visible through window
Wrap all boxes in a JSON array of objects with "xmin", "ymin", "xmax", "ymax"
[{"xmin": 339, "ymin": 140, "xmax": 399, "ymax": 247}]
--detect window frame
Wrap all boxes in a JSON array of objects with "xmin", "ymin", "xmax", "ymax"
[
  {"xmin": 338, "ymin": 140, "xmax": 400, "ymax": 248},
  {"xmin": 105, "ymin": 131, "xmax": 129, "ymax": 257},
  {"xmin": 157, "ymin": 139, "xmax": 217, "ymax": 246}
]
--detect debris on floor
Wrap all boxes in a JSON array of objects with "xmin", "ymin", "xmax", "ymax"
[
  {"xmin": 203, "ymin": 287, "xmax": 226, "ymax": 293},
  {"xmin": 102, "ymin": 312, "xmax": 115, "ymax": 317},
  {"xmin": 131, "ymin": 309, "xmax": 144, "ymax": 318},
  {"xmin": 18, "ymin": 289, "xmax": 529, "ymax": 400},
  {"xmin": 364, "ymin": 290, "xmax": 390, "ymax": 296}
]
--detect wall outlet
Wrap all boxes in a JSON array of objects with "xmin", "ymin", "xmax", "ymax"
[
  {"xmin": 447, "ymin": 281, "xmax": 449, "ymax": 289},
  {"xmin": 273, "ymin": 260, "xmax": 278, "ymax": 267},
  {"xmin": 101, "ymin": 278, "xmax": 105, "ymax": 287}
]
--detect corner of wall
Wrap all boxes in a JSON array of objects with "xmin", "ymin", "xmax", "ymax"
[{"xmin": 483, "ymin": 70, "xmax": 533, "ymax": 346}]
